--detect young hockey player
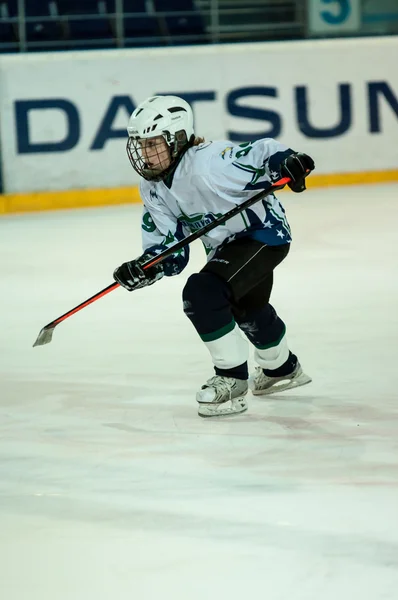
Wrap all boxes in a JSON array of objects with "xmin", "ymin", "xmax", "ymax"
[{"xmin": 113, "ymin": 95, "xmax": 314, "ymax": 417}]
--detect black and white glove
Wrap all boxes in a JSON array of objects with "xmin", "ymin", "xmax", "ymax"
[
  {"xmin": 281, "ymin": 152, "xmax": 315, "ymax": 193},
  {"xmin": 113, "ymin": 252, "xmax": 164, "ymax": 291}
]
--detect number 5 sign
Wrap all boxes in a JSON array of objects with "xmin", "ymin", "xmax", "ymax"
[{"xmin": 308, "ymin": 0, "xmax": 361, "ymax": 34}]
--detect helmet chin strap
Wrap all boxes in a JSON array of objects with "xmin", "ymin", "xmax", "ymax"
[
  {"xmin": 163, "ymin": 129, "xmax": 188, "ymax": 158},
  {"xmin": 171, "ymin": 139, "xmax": 179, "ymax": 158}
]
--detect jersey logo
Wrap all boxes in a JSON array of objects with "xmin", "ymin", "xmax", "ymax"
[
  {"xmin": 178, "ymin": 210, "xmax": 226, "ymax": 232},
  {"xmin": 220, "ymin": 146, "xmax": 233, "ymax": 160},
  {"xmin": 149, "ymin": 189, "xmax": 163, "ymax": 203}
]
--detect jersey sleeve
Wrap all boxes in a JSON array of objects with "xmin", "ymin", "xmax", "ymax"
[
  {"xmin": 140, "ymin": 202, "xmax": 189, "ymax": 277},
  {"xmin": 208, "ymin": 138, "xmax": 294, "ymax": 201}
]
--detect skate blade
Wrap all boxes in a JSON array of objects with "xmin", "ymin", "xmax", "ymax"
[
  {"xmin": 252, "ymin": 373, "xmax": 312, "ymax": 396},
  {"xmin": 198, "ymin": 397, "xmax": 248, "ymax": 418}
]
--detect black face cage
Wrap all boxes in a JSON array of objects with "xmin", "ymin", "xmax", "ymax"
[{"xmin": 126, "ymin": 130, "xmax": 189, "ymax": 182}]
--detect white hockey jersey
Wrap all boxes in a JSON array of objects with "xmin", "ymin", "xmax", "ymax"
[{"xmin": 139, "ymin": 138, "xmax": 294, "ymax": 274}]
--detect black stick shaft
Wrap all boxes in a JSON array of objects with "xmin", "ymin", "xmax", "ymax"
[
  {"xmin": 33, "ymin": 176, "xmax": 290, "ymax": 345},
  {"xmin": 142, "ymin": 177, "xmax": 290, "ymax": 270}
]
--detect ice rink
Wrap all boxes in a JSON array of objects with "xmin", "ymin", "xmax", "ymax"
[{"xmin": 1, "ymin": 183, "xmax": 398, "ymax": 599}]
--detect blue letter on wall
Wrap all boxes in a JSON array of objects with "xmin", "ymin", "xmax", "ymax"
[
  {"xmin": 15, "ymin": 99, "xmax": 80, "ymax": 153},
  {"xmin": 296, "ymin": 84, "xmax": 351, "ymax": 138},
  {"xmin": 227, "ymin": 86, "xmax": 281, "ymax": 142},
  {"xmin": 91, "ymin": 96, "xmax": 136, "ymax": 150},
  {"xmin": 368, "ymin": 82, "xmax": 398, "ymax": 133}
]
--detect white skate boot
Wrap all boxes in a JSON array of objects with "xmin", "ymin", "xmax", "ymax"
[
  {"xmin": 250, "ymin": 362, "xmax": 312, "ymax": 396},
  {"xmin": 196, "ymin": 376, "xmax": 248, "ymax": 417}
]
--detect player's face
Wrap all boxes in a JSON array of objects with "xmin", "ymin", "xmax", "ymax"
[{"xmin": 139, "ymin": 137, "xmax": 171, "ymax": 173}]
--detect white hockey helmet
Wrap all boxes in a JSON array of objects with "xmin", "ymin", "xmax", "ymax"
[{"xmin": 126, "ymin": 95, "xmax": 194, "ymax": 181}]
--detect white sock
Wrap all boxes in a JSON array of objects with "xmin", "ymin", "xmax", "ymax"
[
  {"xmin": 204, "ymin": 324, "xmax": 249, "ymax": 370},
  {"xmin": 254, "ymin": 333, "xmax": 289, "ymax": 370}
]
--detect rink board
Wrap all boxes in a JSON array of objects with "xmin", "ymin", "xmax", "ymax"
[
  {"xmin": 1, "ymin": 168, "xmax": 398, "ymax": 214},
  {"xmin": 0, "ymin": 36, "xmax": 397, "ymax": 212}
]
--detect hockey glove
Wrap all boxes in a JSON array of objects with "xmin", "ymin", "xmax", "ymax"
[
  {"xmin": 113, "ymin": 252, "xmax": 164, "ymax": 291},
  {"xmin": 281, "ymin": 152, "xmax": 315, "ymax": 193}
]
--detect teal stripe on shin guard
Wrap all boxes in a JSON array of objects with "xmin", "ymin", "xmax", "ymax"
[
  {"xmin": 254, "ymin": 325, "xmax": 286, "ymax": 350},
  {"xmin": 204, "ymin": 323, "xmax": 249, "ymax": 370},
  {"xmin": 200, "ymin": 319, "xmax": 235, "ymax": 342},
  {"xmin": 254, "ymin": 332, "xmax": 289, "ymax": 370}
]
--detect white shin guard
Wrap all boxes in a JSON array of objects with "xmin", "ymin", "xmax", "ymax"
[
  {"xmin": 254, "ymin": 333, "xmax": 289, "ymax": 370},
  {"xmin": 204, "ymin": 323, "xmax": 249, "ymax": 369}
]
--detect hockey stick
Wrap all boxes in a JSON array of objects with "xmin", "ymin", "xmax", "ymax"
[{"xmin": 33, "ymin": 176, "xmax": 291, "ymax": 347}]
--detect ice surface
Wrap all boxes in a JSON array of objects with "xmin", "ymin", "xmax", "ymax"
[{"xmin": 0, "ymin": 184, "xmax": 397, "ymax": 599}]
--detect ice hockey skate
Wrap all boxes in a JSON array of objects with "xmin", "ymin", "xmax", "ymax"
[
  {"xmin": 250, "ymin": 362, "xmax": 311, "ymax": 396},
  {"xmin": 196, "ymin": 375, "xmax": 248, "ymax": 417}
]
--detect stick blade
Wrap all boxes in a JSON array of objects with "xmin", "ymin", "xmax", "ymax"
[{"xmin": 33, "ymin": 325, "xmax": 56, "ymax": 347}]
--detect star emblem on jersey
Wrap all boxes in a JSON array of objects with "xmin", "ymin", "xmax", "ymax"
[
  {"xmin": 277, "ymin": 230, "xmax": 285, "ymax": 238},
  {"xmin": 264, "ymin": 220, "xmax": 273, "ymax": 228}
]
